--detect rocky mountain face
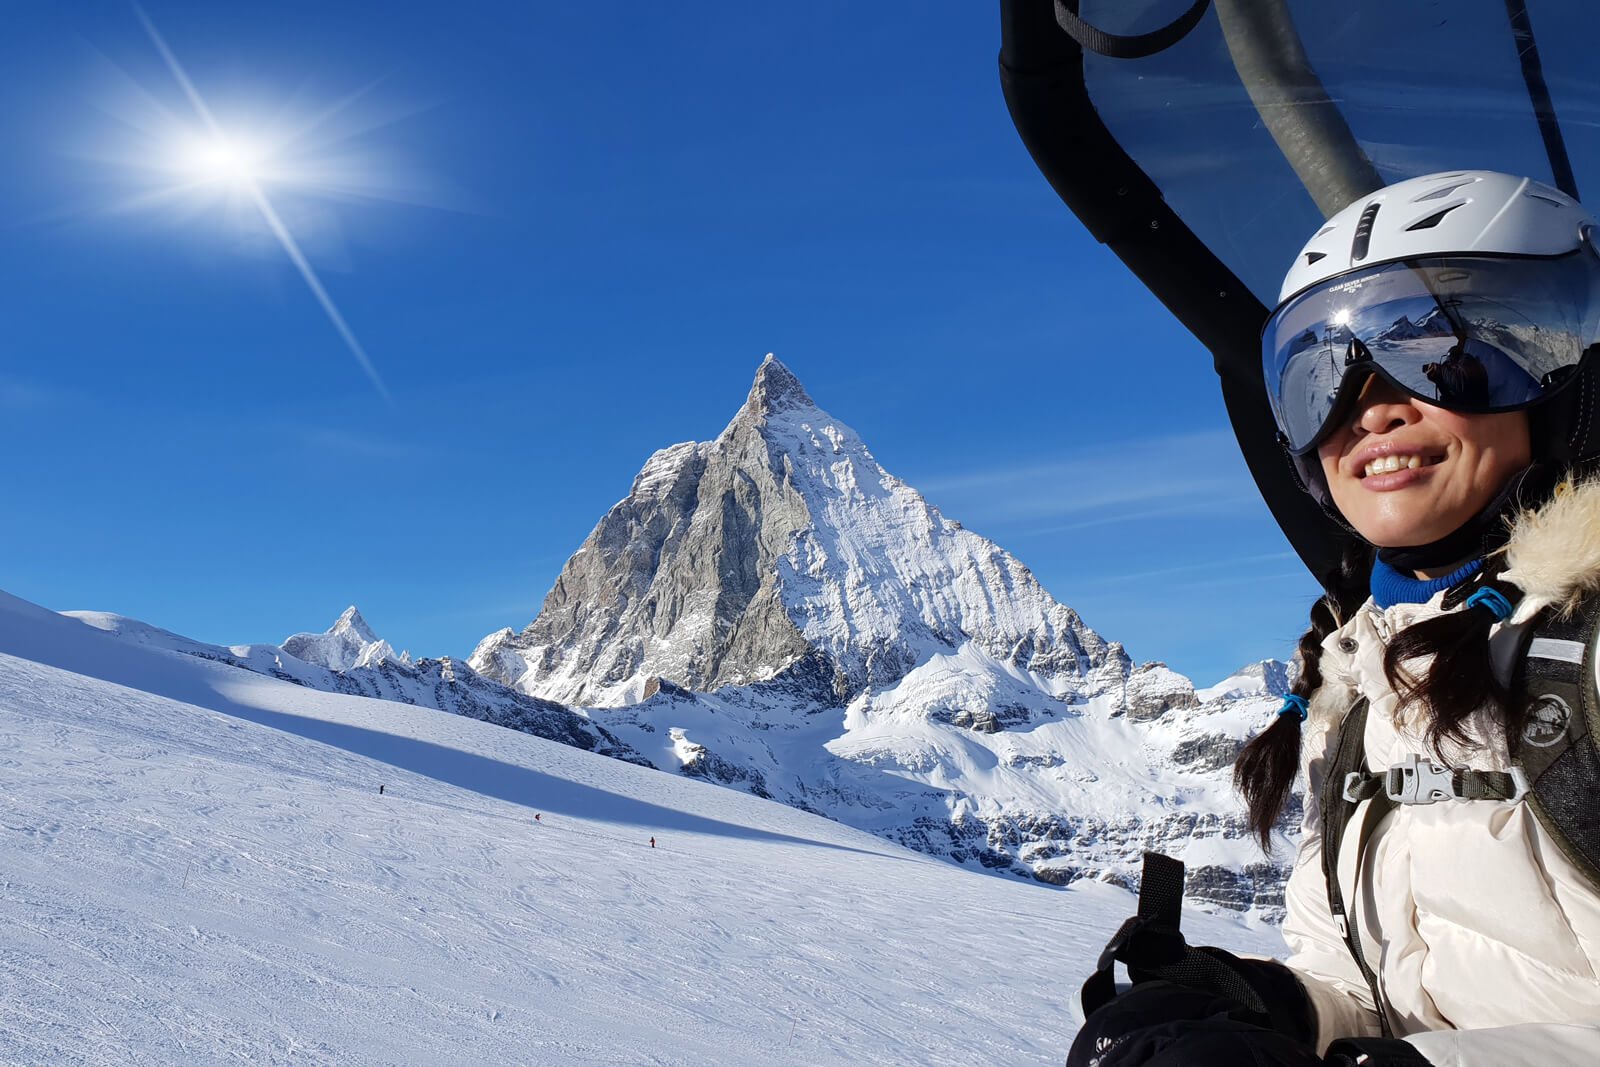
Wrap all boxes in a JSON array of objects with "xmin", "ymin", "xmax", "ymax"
[
  {"xmin": 470, "ymin": 360, "xmax": 815, "ymax": 706},
  {"xmin": 471, "ymin": 356, "xmax": 1120, "ymax": 711},
  {"xmin": 460, "ymin": 357, "xmax": 1296, "ymax": 912}
]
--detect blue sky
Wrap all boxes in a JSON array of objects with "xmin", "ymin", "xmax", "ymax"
[{"xmin": 0, "ymin": 1, "xmax": 1322, "ymax": 687}]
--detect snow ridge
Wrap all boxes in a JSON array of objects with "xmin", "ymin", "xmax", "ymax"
[
  {"xmin": 69, "ymin": 605, "xmax": 644, "ymax": 766},
  {"xmin": 282, "ymin": 606, "xmax": 410, "ymax": 672}
]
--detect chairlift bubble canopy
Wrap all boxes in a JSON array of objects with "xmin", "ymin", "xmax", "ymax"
[{"xmin": 999, "ymin": 0, "xmax": 1595, "ymax": 589}]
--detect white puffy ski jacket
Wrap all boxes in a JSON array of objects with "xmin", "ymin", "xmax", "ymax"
[{"xmin": 1282, "ymin": 480, "xmax": 1600, "ymax": 1067}]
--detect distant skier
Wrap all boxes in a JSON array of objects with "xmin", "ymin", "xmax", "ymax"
[
  {"xmin": 650, "ymin": 837, "xmax": 655, "ymax": 848},
  {"xmin": 378, "ymin": 784, "xmax": 385, "ymax": 795},
  {"xmin": 535, "ymin": 813, "xmax": 541, "ymax": 823}
]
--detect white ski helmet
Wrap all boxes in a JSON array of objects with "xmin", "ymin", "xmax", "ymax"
[
  {"xmin": 1262, "ymin": 169, "xmax": 1600, "ymax": 507},
  {"xmin": 1276, "ymin": 171, "xmax": 1594, "ymax": 305}
]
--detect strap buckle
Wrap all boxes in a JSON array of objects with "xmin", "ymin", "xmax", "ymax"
[
  {"xmin": 1383, "ymin": 754, "xmax": 1532, "ymax": 804},
  {"xmin": 1385, "ymin": 753, "xmax": 1458, "ymax": 804},
  {"xmin": 1343, "ymin": 770, "xmax": 1380, "ymax": 803}
]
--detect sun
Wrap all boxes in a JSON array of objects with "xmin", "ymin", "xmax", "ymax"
[{"xmin": 180, "ymin": 134, "xmax": 265, "ymax": 186}]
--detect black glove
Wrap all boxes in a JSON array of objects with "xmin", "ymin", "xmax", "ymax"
[
  {"xmin": 1068, "ymin": 855, "xmax": 1334, "ymax": 1066},
  {"xmin": 1068, "ymin": 990, "xmax": 1439, "ymax": 1067},
  {"xmin": 1067, "ymin": 981, "xmax": 1322, "ymax": 1067},
  {"xmin": 1323, "ymin": 1036, "xmax": 1433, "ymax": 1066},
  {"xmin": 1161, "ymin": 952, "xmax": 1317, "ymax": 1045}
]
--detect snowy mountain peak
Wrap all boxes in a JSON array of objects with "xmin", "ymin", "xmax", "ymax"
[
  {"xmin": 469, "ymin": 356, "xmax": 1121, "ymax": 709},
  {"xmin": 282, "ymin": 607, "xmax": 404, "ymax": 672},
  {"xmin": 739, "ymin": 353, "xmax": 815, "ymax": 421},
  {"xmin": 334, "ymin": 606, "xmax": 378, "ymax": 642},
  {"xmin": 1196, "ymin": 658, "xmax": 1295, "ymax": 702}
]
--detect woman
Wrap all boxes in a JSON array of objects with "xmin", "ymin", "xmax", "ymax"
[{"xmin": 1069, "ymin": 171, "xmax": 1600, "ymax": 1067}]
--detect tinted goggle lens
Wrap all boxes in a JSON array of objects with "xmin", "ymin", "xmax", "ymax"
[{"xmin": 1263, "ymin": 254, "xmax": 1600, "ymax": 452}]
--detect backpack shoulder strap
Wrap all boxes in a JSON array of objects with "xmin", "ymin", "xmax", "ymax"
[
  {"xmin": 1319, "ymin": 696, "xmax": 1393, "ymax": 1037},
  {"xmin": 1511, "ymin": 592, "xmax": 1600, "ymax": 891}
]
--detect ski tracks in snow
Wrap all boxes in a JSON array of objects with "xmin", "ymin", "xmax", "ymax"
[{"xmin": 0, "ymin": 645, "xmax": 1280, "ymax": 1064}]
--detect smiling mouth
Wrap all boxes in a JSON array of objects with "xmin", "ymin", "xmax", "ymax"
[{"xmin": 1361, "ymin": 454, "xmax": 1443, "ymax": 478}]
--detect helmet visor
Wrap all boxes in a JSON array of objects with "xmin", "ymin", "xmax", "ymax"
[{"xmin": 1263, "ymin": 252, "xmax": 1600, "ymax": 453}]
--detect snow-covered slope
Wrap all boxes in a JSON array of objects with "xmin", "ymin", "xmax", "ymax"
[{"xmin": 0, "ymin": 587, "xmax": 1282, "ymax": 1064}]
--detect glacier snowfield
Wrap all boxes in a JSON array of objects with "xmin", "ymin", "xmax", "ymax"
[{"xmin": 0, "ymin": 589, "xmax": 1281, "ymax": 1065}]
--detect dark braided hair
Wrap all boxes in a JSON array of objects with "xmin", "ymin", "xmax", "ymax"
[
  {"xmin": 1382, "ymin": 553, "xmax": 1530, "ymax": 754},
  {"xmin": 1235, "ymin": 538, "xmax": 1373, "ymax": 850}
]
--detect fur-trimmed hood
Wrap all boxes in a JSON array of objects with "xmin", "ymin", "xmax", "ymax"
[{"xmin": 1499, "ymin": 476, "xmax": 1600, "ymax": 624}]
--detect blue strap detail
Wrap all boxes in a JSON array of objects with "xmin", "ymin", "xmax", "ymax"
[
  {"xmin": 1278, "ymin": 694, "xmax": 1309, "ymax": 722},
  {"xmin": 1466, "ymin": 586, "xmax": 1516, "ymax": 621}
]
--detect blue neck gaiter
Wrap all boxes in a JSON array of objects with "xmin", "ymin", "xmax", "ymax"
[{"xmin": 1370, "ymin": 557, "xmax": 1483, "ymax": 610}]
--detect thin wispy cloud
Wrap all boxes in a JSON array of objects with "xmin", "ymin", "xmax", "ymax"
[
  {"xmin": 442, "ymin": 600, "xmax": 547, "ymax": 625},
  {"xmin": 1018, "ymin": 499, "xmax": 1259, "ymax": 536},
  {"xmin": 1075, "ymin": 552, "xmax": 1300, "ymax": 588},
  {"xmin": 1174, "ymin": 569, "xmax": 1319, "ymax": 592},
  {"xmin": 0, "ymin": 376, "xmax": 84, "ymax": 410},
  {"xmin": 918, "ymin": 429, "xmax": 1261, "ymax": 528},
  {"xmin": 287, "ymin": 425, "xmax": 430, "ymax": 462}
]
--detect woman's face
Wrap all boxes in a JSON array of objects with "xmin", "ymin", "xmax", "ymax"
[{"xmin": 1317, "ymin": 375, "xmax": 1532, "ymax": 548}]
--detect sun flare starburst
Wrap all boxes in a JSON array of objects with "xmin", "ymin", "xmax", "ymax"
[{"xmin": 108, "ymin": 3, "xmax": 408, "ymax": 404}]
